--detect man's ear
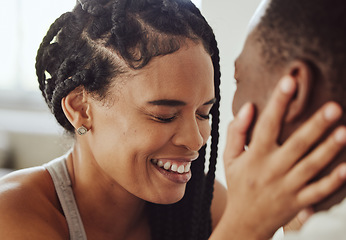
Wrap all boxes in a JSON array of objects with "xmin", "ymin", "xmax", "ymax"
[
  {"xmin": 61, "ymin": 87, "xmax": 92, "ymax": 131},
  {"xmin": 284, "ymin": 60, "xmax": 313, "ymax": 122}
]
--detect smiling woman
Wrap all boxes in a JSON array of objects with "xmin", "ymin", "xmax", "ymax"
[
  {"xmin": 65, "ymin": 41, "xmax": 216, "ymax": 205},
  {"xmin": 2, "ymin": 1, "xmax": 345, "ymax": 240},
  {"xmin": 0, "ymin": 1, "xmax": 222, "ymax": 240}
]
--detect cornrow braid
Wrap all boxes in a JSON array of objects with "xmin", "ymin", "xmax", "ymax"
[
  {"xmin": 36, "ymin": 12, "xmax": 73, "ymax": 107},
  {"xmin": 78, "ymin": 0, "xmax": 107, "ymax": 16},
  {"xmin": 36, "ymin": 0, "xmax": 221, "ymax": 239}
]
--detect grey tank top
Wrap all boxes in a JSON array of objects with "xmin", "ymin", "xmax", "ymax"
[{"xmin": 44, "ymin": 157, "xmax": 88, "ymax": 240}]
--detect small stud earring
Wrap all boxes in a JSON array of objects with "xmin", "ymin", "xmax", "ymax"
[{"xmin": 77, "ymin": 125, "xmax": 88, "ymax": 135}]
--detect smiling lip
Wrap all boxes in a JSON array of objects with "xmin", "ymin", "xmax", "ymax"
[{"xmin": 151, "ymin": 158, "xmax": 195, "ymax": 184}]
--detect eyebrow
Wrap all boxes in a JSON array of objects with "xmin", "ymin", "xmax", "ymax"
[
  {"xmin": 203, "ymin": 98, "xmax": 217, "ymax": 105},
  {"xmin": 147, "ymin": 98, "xmax": 216, "ymax": 107}
]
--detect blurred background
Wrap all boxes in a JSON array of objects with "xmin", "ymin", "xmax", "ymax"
[{"xmin": 0, "ymin": 0, "xmax": 261, "ymax": 185}]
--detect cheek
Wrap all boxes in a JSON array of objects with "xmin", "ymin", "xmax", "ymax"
[
  {"xmin": 232, "ymin": 88, "xmax": 246, "ymax": 117},
  {"xmin": 200, "ymin": 121, "xmax": 212, "ymax": 144},
  {"xmin": 232, "ymin": 82, "xmax": 268, "ymax": 117},
  {"xmin": 136, "ymin": 127, "xmax": 173, "ymax": 151}
]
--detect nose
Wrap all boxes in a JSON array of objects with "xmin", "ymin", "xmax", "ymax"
[{"xmin": 172, "ymin": 117, "xmax": 204, "ymax": 151}]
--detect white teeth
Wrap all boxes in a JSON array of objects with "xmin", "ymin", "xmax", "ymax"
[
  {"xmin": 152, "ymin": 159, "xmax": 191, "ymax": 174},
  {"xmin": 171, "ymin": 164, "xmax": 178, "ymax": 172},
  {"xmin": 158, "ymin": 160, "xmax": 164, "ymax": 167},
  {"xmin": 185, "ymin": 162, "xmax": 191, "ymax": 173},
  {"xmin": 164, "ymin": 162, "xmax": 171, "ymax": 170},
  {"xmin": 177, "ymin": 165, "xmax": 185, "ymax": 174}
]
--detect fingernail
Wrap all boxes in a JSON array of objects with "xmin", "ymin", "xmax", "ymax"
[
  {"xmin": 297, "ymin": 209, "xmax": 312, "ymax": 222},
  {"xmin": 238, "ymin": 102, "xmax": 252, "ymax": 120},
  {"xmin": 280, "ymin": 76, "xmax": 296, "ymax": 94},
  {"xmin": 334, "ymin": 127, "xmax": 346, "ymax": 144},
  {"xmin": 324, "ymin": 103, "xmax": 342, "ymax": 121}
]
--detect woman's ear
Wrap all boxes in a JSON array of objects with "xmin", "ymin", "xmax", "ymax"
[
  {"xmin": 61, "ymin": 87, "xmax": 92, "ymax": 131},
  {"xmin": 284, "ymin": 60, "xmax": 313, "ymax": 122}
]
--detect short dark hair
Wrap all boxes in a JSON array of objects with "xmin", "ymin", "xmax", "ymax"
[
  {"xmin": 255, "ymin": 0, "xmax": 346, "ymax": 107},
  {"xmin": 35, "ymin": 0, "xmax": 221, "ymax": 239}
]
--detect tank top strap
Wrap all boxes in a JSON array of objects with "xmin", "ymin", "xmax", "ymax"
[{"xmin": 44, "ymin": 156, "xmax": 87, "ymax": 240}]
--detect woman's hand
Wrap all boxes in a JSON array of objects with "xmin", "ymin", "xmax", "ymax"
[{"xmin": 212, "ymin": 76, "xmax": 346, "ymax": 240}]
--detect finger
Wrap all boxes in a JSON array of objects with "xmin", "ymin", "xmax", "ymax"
[
  {"xmin": 284, "ymin": 218, "xmax": 303, "ymax": 232},
  {"xmin": 297, "ymin": 163, "xmax": 346, "ymax": 207},
  {"xmin": 280, "ymin": 102, "xmax": 343, "ymax": 169},
  {"xmin": 250, "ymin": 76, "xmax": 297, "ymax": 148},
  {"xmin": 288, "ymin": 126, "xmax": 346, "ymax": 188},
  {"xmin": 283, "ymin": 207, "xmax": 314, "ymax": 232},
  {"xmin": 224, "ymin": 102, "xmax": 254, "ymax": 162},
  {"xmin": 296, "ymin": 207, "xmax": 314, "ymax": 223}
]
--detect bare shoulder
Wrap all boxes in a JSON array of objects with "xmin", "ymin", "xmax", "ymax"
[
  {"xmin": 0, "ymin": 167, "xmax": 68, "ymax": 239},
  {"xmin": 211, "ymin": 179, "xmax": 227, "ymax": 230}
]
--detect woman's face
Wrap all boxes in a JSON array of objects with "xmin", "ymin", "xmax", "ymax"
[{"xmin": 86, "ymin": 41, "xmax": 215, "ymax": 204}]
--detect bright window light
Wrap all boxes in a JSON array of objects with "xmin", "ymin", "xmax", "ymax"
[
  {"xmin": 0, "ymin": 0, "xmax": 202, "ymax": 94},
  {"xmin": 192, "ymin": 0, "xmax": 202, "ymax": 9},
  {"xmin": 0, "ymin": 0, "xmax": 75, "ymax": 91}
]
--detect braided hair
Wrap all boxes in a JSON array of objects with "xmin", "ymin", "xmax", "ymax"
[{"xmin": 36, "ymin": 0, "xmax": 221, "ymax": 239}]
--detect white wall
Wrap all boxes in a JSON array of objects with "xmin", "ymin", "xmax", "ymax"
[{"xmin": 201, "ymin": 0, "xmax": 261, "ymax": 186}]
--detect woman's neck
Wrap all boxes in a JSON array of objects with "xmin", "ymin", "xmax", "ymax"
[{"xmin": 66, "ymin": 144, "xmax": 149, "ymax": 239}]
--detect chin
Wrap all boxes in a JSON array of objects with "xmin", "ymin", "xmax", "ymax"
[{"xmin": 149, "ymin": 188, "xmax": 186, "ymax": 205}]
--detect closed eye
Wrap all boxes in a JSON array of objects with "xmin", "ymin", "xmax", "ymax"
[
  {"xmin": 152, "ymin": 115, "xmax": 177, "ymax": 123},
  {"xmin": 197, "ymin": 113, "xmax": 210, "ymax": 120}
]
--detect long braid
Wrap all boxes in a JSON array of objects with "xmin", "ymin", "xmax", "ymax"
[
  {"xmin": 36, "ymin": 1, "xmax": 221, "ymax": 239},
  {"xmin": 147, "ymin": 147, "xmax": 207, "ymax": 240},
  {"xmin": 187, "ymin": 145, "xmax": 207, "ymax": 239},
  {"xmin": 179, "ymin": 2, "xmax": 221, "ymax": 238},
  {"xmin": 200, "ymin": 36, "xmax": 221, "ymax": 238}
]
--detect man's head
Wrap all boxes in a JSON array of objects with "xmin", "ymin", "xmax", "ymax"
[
  {"xmin": 233, "ymin": 0, "xmax": 346, "ymax": 210},
  {"xmin": 233, "ymin": 0, "xmax": 346, "ymax": 143}
]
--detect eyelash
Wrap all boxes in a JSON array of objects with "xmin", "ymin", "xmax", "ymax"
[
  {"xmin": 154, "ymin": 115, "xmax": 177, "ymax": 123},
  {"xmin": 197, "ymin": 113, "xmax": 210, "ymax": 120},
  {"xmin": 153, "ymin": 113, "xmax": 210, "ymax": 123}
]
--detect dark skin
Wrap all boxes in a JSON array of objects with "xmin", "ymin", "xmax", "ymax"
[
  {"xmin": 1, "ymin": 39, "xmax": 346, "ymax": 240},
  {"xmin": 1, "ymin": 41, "xmax": 346, "ymax": 240},
  {"xmin": 0, "ymin": 42, "xmax": 227, "ymax": 240},
  {"xmin": 233, "ymin": 28, "xmax": 346, "ymax": 214}
]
